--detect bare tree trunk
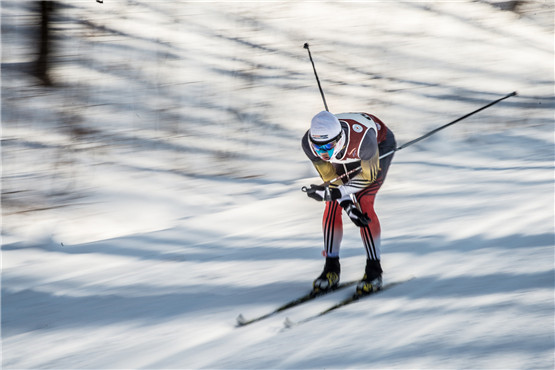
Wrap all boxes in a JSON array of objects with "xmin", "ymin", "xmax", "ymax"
[{"xmin": 35, "ymin": 0, "xmax": 54, "ymax": 85}]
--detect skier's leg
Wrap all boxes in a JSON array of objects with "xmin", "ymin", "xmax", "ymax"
[
  {"xmin": 313, "ymin": 200, "xmax": 343, "ymax": 292},
  {"xmin": 357, "ymin": 189, "xmax": 381, "ymax": 260},
  {"xmin": 322, "ymin": 200, "xmax": 343, "ymax": 258},
  {"xmin": 355, "ymin": 185, "xmax": 384, "ymax": 294}
]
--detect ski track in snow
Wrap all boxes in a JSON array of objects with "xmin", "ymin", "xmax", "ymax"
[{"xmin": 2, "ymin": 1, "xmax": 554, "ymax": 369}]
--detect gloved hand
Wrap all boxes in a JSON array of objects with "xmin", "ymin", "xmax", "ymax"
[
  {"xmin": 304, "ymin": 184, "xmax": 328, "ymax": 201},
  {"xmin": 304, "ymin": 184, "xmax": 347, "ymax": 202},
  {"xmin": 339, "ymin": 199, "xmax": 371, "ymax": 227}
]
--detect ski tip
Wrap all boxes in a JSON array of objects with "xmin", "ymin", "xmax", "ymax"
[
  {"xmin": 283, "ymin": 317, "xmax": 295, "ymax": 328},
  {"xmin": 236, "ymin": 314, "xmax": 247, "ymax": 326}
]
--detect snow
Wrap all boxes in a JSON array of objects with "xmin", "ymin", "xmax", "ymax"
[{"xmin": 2, "ymin": 0, "xmax": 554, "ymax": 369}]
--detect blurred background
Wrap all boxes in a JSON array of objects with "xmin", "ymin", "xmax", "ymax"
[{"xmin": 2, "ymin": 1, "xmax": 553, "ymax": 244}]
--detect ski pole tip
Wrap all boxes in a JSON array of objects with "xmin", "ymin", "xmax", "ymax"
[
  {"xmin": 303, "ymin": 42, "xmax": 309, "ymax": 49},
  {"xmin": 510, "ymin": 91, "xmax": 518, "ymax": 96}
]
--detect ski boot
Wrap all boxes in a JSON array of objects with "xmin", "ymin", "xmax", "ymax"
[
  {"xmin": 313, "ymin": 257, "xmax": 340, "ymax": 294},
  {"xmin": 356, "ymin": 259, "xmax": 383, "ymax": 296}
]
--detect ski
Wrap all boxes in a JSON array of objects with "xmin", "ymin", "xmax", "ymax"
[
  {"xmin": 236, "ymin": 280, "xmax": 357, "ymax": 327},
  {"xmin": 283, "ymin": 279, "xmax": 411, "ymax": 329}
]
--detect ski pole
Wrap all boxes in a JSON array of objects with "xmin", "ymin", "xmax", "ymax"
[
  {"xmin": 304, "ymin": 43, "xmax": 329, "ymax": 112},
  {"xmin": 303, "ymin": 91, "xmax": 517, "ymax": 189},
  {"xmin": 392, "ymin": 91, "xmax": 517, "ymax": 154}
]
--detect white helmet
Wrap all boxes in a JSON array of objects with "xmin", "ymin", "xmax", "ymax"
[{"xmin": 309, "ymin": 111, "xmax": 345, "ymax": 161}]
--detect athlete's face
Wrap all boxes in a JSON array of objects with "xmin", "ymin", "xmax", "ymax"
[{"xmin": 312, "ymin": 136, "xmax": 341, "ymax": 161}]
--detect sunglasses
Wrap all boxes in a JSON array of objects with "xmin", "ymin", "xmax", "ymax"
[{"xmin": 310, "ymin": 134, "xmax": 341, "ymax": 156}]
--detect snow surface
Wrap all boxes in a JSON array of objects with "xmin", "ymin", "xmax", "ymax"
[{"xmin": 2, "ymin": 1, "xmax": 554, "ymax": 369}]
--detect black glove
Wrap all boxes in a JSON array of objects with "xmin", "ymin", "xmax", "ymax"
[
  {"xmin": 339, "ymin": 200, "xmax": 371, "ymax": 227},
  {"xmin": 304, "ymin": 184, "xmax": 328, "ymax": 201},
  {"xmin": 304, "ymin": 184, "xmax": 344, "ymax": 202}
]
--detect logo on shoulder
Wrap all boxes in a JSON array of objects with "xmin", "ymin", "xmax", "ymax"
[{"xmin": 352, "ymin": 124, "xmax": 363, "ymax": 133}]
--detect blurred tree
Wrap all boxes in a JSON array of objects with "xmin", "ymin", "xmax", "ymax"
[{"xmin": 34, "ymin": 0, "xmax": 54, "ymax": 85}]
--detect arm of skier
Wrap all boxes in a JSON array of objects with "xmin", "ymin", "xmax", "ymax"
[
  {"xmin": 301, "ymin": 131, "xmax": 342, "ymax": 201},
  {"xmin": 330, "ymin": 132, "xmax": 378, "ymax": 227},
  {"xmin": 301, "ymin": 131, "xmax": 339, "ymax": 182},
  {"xmin": 332, "ymin": 130, "xmax": 380, "ymax": 200}
]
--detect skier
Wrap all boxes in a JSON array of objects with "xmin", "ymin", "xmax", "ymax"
[{"xmin": 302, "ymin": 110, "xmax": 396, "ymax": 296}]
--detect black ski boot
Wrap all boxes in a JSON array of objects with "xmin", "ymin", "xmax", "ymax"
[
  {"xmin": 313, "ymin": 257, "xmax": 340, "ymax": 294},
  {"xmin": 356, "ymin": 259, "xmax": 383, "ymax": 296}
]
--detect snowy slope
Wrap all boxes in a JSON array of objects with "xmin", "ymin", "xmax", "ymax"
[{"xmin": 2, "ymin": 1, "xmax": 554, "ymax": 369}]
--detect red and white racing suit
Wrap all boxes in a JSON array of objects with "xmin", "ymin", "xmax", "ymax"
[{"xmin": 302, "ymin": 112, "xmax": 396, "ymax": 261}]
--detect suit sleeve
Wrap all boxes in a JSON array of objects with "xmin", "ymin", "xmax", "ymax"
[
  {"xmin": 358, "ymin": 128, "xmax": 380, "ymax": 183},
  {"xmin": 337, "ymin": 128, "xmax": 380, "ymax": 196}
]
